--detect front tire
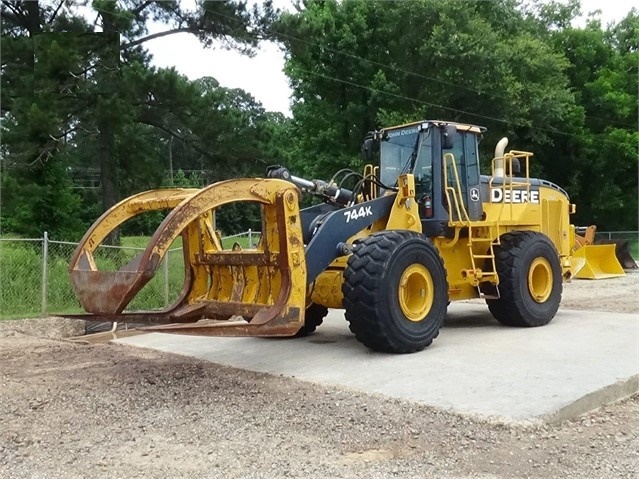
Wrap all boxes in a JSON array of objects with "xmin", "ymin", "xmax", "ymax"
[
  {"xmin": 342, "ymin": 231, "xmax": 448, "ymax": 353},
  {"xmin": 487, "ymin": 231, "xmax": 562, "ymax": 327}
]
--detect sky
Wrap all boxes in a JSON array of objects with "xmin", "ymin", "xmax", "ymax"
[{"xmin": 144, "ymin": 0, "xmax": 637, "ymax": 116}]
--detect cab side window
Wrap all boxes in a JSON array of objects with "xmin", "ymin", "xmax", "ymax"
[
  {"xmin": 464, "ymin": 133, "xmax": 480, "ymax": 186},
  {"xmin": 443, "ymin": 132, "xmax": 466, "ymax": 192},
  {"xmin": 443, "ymin": 132, "xmax": 480, "ymax": 191}
]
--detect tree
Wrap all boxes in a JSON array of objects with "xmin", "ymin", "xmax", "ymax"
[
  {"xmin": 538, "ymin": 9, "xmax": 638, "ymax": 229},
  {"xmin": 274, "ymin": 0, "xmax": 581, "ymax": 179},
  {"xmin": 85, "ymin": 0, "xmax": 275, "ymax": 242},
  {"xmin": 274, "ymin": 0, "xmax": 637, "ymax": 229},
  {"xmin": 1, "ymin": 1, "xmax": 92, "ymax": 238},
  {"xmin": 1, "ymin": 0, "xmax": 278, "ymax": 239}
]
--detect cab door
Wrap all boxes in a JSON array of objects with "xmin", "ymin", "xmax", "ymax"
[{"xmin": 442, "ymin": 130, "xmax": 483, "ymax": 222}]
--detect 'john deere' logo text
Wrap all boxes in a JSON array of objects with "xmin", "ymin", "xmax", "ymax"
[{"xmin": 491, "ymin": 188, "xmax": 540, "ymax": 204}]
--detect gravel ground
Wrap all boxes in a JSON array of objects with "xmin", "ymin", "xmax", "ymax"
[{"xmin": 1, "ymin": 274, "xmax": 638, "ymax": 479}]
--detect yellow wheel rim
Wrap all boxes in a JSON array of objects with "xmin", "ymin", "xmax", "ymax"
[
  {"xmin": 398, "ymin": 264, "xmax": 434, "ymax": 322},
  {"xmin": 528, "ymin": 257, "xmax": 553, "ymax": 303}
]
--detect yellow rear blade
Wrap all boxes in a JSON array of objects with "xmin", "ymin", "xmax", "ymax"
[{"xmin": 572, "ymin": 245, "xmax": 625, "ymax": 279}]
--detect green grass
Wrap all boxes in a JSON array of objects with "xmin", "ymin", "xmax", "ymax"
[
  {"xmin": 3, "ymin": 230, "xmax": 631, "ymax": 321},
  {"xmin": 121, "ymin": 236, "xmax": 183, "ymax": 249},
  {"xmin": 0, "ymin": 242, "xmax": 45, "ymax": 319},
  {"xmin": 124, "ymin": 235, "xmax": 257, "ymax": 249},
  {"xmin": 221, "ymin": 235, "xmax": 258, "ymax": 249},
  {"xmin": 0, "ymin": 233, "xmax": 259, "ymax": 320}
]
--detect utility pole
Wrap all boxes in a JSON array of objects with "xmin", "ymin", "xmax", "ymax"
[{"xmin": 169, "ymin": 136, "xmax": 174, "ymax": 186}]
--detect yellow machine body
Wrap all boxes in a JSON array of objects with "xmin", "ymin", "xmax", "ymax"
[{"xmin": 310, "ymin": 149, "xmax": 577, "ymax": 306}]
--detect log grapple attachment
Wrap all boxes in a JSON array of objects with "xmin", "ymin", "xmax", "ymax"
[{"xmin": 68, "ymin": 179, "xmax": 307, "ymax": 336}]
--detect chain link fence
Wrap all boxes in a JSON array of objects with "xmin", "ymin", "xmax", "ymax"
[
  {"xmin": 0, "ymin": 229, "xmax": 633, "ymax": 320},
  {"xmin": 0, "ymin": 230, "xmax": 261, "ymax": 320},
  {"xmin": 594, "ymin": 231, "xmax": 639, "ymax": 258}
]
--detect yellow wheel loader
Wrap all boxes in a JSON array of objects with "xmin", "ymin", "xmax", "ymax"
[{"xmin": 68, "ymin": 120, "xmax": 625, "ymax": 353}]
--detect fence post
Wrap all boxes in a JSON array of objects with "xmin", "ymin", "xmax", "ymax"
[
  {"xmin": 41, "ymin": 231, "xmax": 49, "ymax": 316},
  {"xmin": 164, "ymin": 251, "xmax": 170, "ymax": 307},
  {"xmin": 248, "ymin": 228, "xmax": 252, "ymax": 247}
]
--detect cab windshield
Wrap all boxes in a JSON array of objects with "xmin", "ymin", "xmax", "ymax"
[{"xmin": 380, "ymin": 126, "xmax": 432, "ymax": 195}]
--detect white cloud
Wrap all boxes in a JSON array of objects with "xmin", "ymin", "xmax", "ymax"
[
  {"xmin": 143, "ymin": 0, "xmax": 636, "ymax": 117},
  {"xmin": 143, "ymin": 0, "xmax": 294, "ymax": 115},
  {"xmin": 145, "ymin": 33, "xmax": 291, "ymax": 115},
  {"xmin": 574, "ymin": 0, "xmax": 636, "ymax": 25}
]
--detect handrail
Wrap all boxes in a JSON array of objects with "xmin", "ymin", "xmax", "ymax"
[
  {"xmin": 363, "ymin": 164, "xmax": 379, "ymax": 199},
  {"xmin": 442, "ymin": 153, "xmax": 471, "ymax": 224},
  {"xmin": 489, "ymin": 151, "xmax": 533, "ymax": 221}
]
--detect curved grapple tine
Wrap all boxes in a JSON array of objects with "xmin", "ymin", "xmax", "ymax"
[{"xmin": 68, "ymin": 179, "xmax": 307, "ymax": 336}]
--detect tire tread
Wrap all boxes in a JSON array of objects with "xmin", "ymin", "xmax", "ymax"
[{"xmin": 343, "ymin": 231, "xmax": 448, "ymax": 353}]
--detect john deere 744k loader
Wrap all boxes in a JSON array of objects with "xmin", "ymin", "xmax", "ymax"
[{"xmin": 68, "ymin": 120, "xmax": 624, "ymax": 353}]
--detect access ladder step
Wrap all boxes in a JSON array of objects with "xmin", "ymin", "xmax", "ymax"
[
  {"xmin": 479, "ymin": 293, "xmax": 500, "ymax": 300},
  {"xmin": 477, "ymin": 283, "xmax": 500, "ymax": 300}
]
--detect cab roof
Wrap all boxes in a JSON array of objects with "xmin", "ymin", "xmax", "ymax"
[{"xmin": 382, "ymin": 120, "xmax": 485, "ymax": 134}]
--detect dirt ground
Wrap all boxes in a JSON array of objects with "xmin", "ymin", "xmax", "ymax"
[
  {"xmin": 1, "ymin": 273, "xmax": 638, "ymax": 479},
  {"xmin": 559, "ymin": 272, "xmax": 639, "ymax": 313}
]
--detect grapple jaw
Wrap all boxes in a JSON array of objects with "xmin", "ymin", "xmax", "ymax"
[{"xmin": 68, "ymin": 179, "xmax": 307, "ymax": 336}]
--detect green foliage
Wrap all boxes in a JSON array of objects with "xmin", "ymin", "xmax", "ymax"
[
  {"xmin": 1, "ymin": 0, "xmax": 636, "ymax": 237},
  {"xmin": 1, "ymin": 161, "xmax": 85, "ymax": 239},
  {"xmin": 274, "ymin": 0, "xmax": 637, "ymax": 229},
  {"xmin": 543, "ymin": 10, "xmax": 638, "ymax": 229},
  {"xmin": 1, "ymin": 0, "xmax": 279, "ymax": 239}
]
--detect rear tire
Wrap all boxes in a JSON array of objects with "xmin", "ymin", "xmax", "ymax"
[
  {"xmin": 343, "ymin": 231, "xmax": 448, "ymax": 353},
  {"xmin": 295, "ymin": 303, "xmax": 328, "ymax": 337},
  {"xmin": 487, "ymin": 231, "xmax": 562, "ymax": 327}
]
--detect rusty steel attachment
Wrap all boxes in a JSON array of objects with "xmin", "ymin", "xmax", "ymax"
[{"xmin": 68, "ymin": 179, "xmax": 307, "ymax": 336}]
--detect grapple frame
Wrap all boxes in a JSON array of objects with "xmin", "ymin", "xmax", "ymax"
[{"xmin": 68, "ymin": 179, "xmax": 307, "ymax": 336}]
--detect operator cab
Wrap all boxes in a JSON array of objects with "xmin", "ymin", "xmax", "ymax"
[{"xmin": 365, "ymin": 120, "xmax": 485, "ymax": 236}]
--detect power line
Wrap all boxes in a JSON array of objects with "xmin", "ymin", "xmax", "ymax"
[
  {"xmin": 42, "ymin": 3, "xmax": 639, "ymax": 147},
  {"xmin": 294, "ymin": 67, "xmax": 595, "ymax": 141},
  {"xmin": 86, "ymin": 4, "xmax": 637, "ymax": 130},
  {"xmin": 293, "ymin": 66, "xmax": 639, "ymax": 152},
  {"xmin": 207, "ymin": 8, "xmax": 636, "ymax": 130}
]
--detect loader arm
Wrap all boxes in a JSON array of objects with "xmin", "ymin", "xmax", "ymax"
[{"xmin": 304, "ymin": 194, "xmax": 396, "ymax": 283}]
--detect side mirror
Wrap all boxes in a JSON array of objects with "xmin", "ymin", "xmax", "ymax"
[
  {"xmin": 510, "ymin": 158, "xmax": 521, "ymax": 175},
  {"xmin": 361, "ymin": 137, "xmax": 375, "ymax": 163},
  {"xmin": 441, "ymin": 125, "xmax": 456, "ymax": 150}
]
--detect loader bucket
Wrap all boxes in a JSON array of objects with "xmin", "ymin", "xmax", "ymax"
[
  {"xmin": 594, "ymin": 239, "xmax": 638, "ymax": 270},
  {"xmin": 572, "ymin": 244, "xmax": 625, "ymax": 279},
  {"xmin": 68, "ymin": 179, "xmax": 307, "ymax": 336}
]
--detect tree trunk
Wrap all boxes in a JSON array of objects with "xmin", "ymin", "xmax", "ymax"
[
  {"xmin": 24, "ymin": 1, "xmax": 43, "ymax": 35},
  {"xmin": 97, "ymin": 9, "xmax": 120, "ymax": 245},
  {"xmin": 99, "ymin": 122, "xmax": 120, "ymax": 245}
]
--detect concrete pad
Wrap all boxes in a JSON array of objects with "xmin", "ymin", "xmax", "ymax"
[{"xmin": 115, "ymin": 303, "xmax": 639, "ymax": 424}]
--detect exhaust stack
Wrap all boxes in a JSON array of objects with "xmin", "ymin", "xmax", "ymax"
[{"xmin": 493, "ymin": 137, "xmax": 508, "ymax": 177}]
